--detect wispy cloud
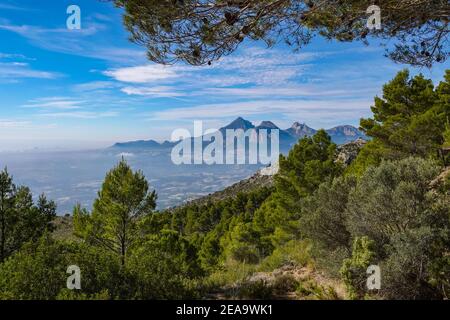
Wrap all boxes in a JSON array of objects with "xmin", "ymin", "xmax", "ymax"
[
  {"xmin": 0, "ymin": 52, "xmax": 59, "ymax": 80},
  {"xmin": 121, "ymin": 86, "xmax": 186, "ymax": 98},
  {"xmin": 72, "ymin": 81, "xmax": 119, "ymax": 92},
  {"xmin": 0, "ymin": 62, "xmax": 60, "ymax": 80},
  {"xmin": 0, "ymin": 22, "xmax": 145, "ymax": 63},
  {"xmin": 21, "ymin": 96, "xmax": 120, "ymax": 119},
  {"xmin": 151, "ymin": 99, "xmax": 372, "ymax": 120},
  {"xmin": 40, "ymin": 111, "xmax": 119, "ymax": 119},
  {"xmin": 0, "ymin": 52, "xmax": 35, "ymax": 60},
  {"xmin": 22, "ymin": 97, "xmax": 85, "ymax": 110}
]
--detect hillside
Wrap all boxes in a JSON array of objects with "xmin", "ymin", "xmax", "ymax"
[{"xmin": 54, "ymin": 138, "xmax": 368, "ymax": 238}]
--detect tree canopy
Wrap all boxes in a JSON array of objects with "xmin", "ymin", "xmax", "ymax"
[
  {"xmin": 0, "ymin": 168, "xmax": 56, "ymax": 263},
  {"xmin": 74, "ymin": 159, "xmax": 157, "ymax": 266},
  {"xmin": 112, "ymin": 0, "xmax": 449, "ymax": 67},
  {"xmin": 350, "ymin": 69, "xmax": 450, "ymax": 175}
]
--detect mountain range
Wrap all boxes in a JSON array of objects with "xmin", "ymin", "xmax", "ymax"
[{"xmin": 111, "ymin": 117, "xmax": 367, "ymax": 151}]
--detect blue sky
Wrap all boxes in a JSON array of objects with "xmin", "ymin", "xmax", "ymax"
[{"xmin": 0, "ymin": 0, "xmax": 448, "ymax": 151}]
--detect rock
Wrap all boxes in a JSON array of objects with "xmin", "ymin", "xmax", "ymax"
[{"xmin": 335, "ymin": 138, "xmax": 367, "ymax": 166}]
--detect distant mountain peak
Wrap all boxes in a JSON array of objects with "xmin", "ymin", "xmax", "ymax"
[
  {"xmin": 257, "ymin": 121, "xmax": 279, "ymax": 130},
  {"xmin": 327, "ymin": 125, "xmax": 362, "ymax": 135},
  {"xmin": 222, "ymin": 117, "xmax": 255, "ymax": 130},
  {"xmin": 325, "ymin": 125, "xmax": 367, "ymax": 144},
  {"xmin": 286, "ymin": 122, "xmax": 316, "ymax": 137}
]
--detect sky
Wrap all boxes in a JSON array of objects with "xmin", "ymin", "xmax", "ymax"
[{"xmin": 0, "ymin": 0, "xmax": 448, "ymax": 151}]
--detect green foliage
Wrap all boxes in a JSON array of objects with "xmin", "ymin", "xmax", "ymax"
[
  {"xmin": 342, "ymin": 158, "xmax": 450, "ymax": 299},
  {"xmin": 221, "ymin": 221, "xmax": 260, "ymax": 264},
  {"xmin": 259, "ymin": 240, "xmax": 312, "ymax": 272},
  {"xmin": 2, "ymin": 68, "xmax": 449, "ymax": 300},
  {"xmin": 346, "ymin": 157, "xmax": 442, "ymax": 250},
  {"xmin": 340, "ymin": 236, "xmax": 377, "ymax": 300},
  {"xmin": 352, "ymin": 70, "xmax": 449, "ymax": 174},
  {"xmin": 113, "ymin": 0, "xmax": 448, "ymax": 67},
  {"xmin": 198, "ymin": 231, "xmax": 221, "ymax": 272},
  {"xmin": 443, "ymin": 123, "xmax": 450, "ymax": 148},
  {"xmin": 253, "ymin": 130, "xmax": 342, "ymax": 251},
  {"xmin": 276, "ymin": 129, "xmax": 340, "ymax": 200},
  {"xmin": 127, "ymin": 230, "xmax": 202, "ymax": 299},
  {"xmin": 381, "ymin": 227, "xmax": 448, "ymax": 299},
  {"xmin": 0, "ymin": 235, "xmax": 122, "ymax": 300},
  {"xmin": 74, "ymin": 159, "xmax": 157, "ymax": 266},
  {"xmin": 296, "ymin": 278, "xmax": 340, "ymax": 300},
  {"xmin": 300, "ymin": 176, "xmax": 356, "ymax": 252},
  {"xmin": 56, "ymin": 289, "xmax": 110, "ymax": 300},
  {"xmin": 272, "ymin": 274, "xmax": 299, "ymax": 295},
  {"xmin": 165, "ymin": 187, "xmax": 271, "ymax": 271},
  {"xmin": 0, "ymin": 168, "xmax": 56, "ymax": 263},
  {"xmin": 205, "ymin": 259, "xmax": 256, "ymax": 290},
  {"xmin": 233, "ymin": 279, "xmax": 274, "ymax": 300}
]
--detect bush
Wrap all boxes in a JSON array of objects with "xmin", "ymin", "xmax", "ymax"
[
  {"xmin": 272, "ymin": 274, "xmax": 298, "ymax": 295},
  {"xmin": 296, "ymin": 278, "xmax": 339, "ymax": 300},
  {"xmin": 342, "ymin": 158, "xmax": 450, "ymax": 299},
  {"xmin": 300, "ymin": 176, "xmax": 356, "ymax": 252},
  {"xmin": 0, "ymin": 236, "xmax": 122, "ymax": 300},
  {"xmin": 234, "ymin": 279, "xmax": 273, "ymax": 299},
  {"xmin": 340, "ymin": 236, "xmax": 377, "ymax": 300},
  {"xmin": 381, "ymin": 227, "xmax": 448, "ymax": 299},
  {"xmin": 259, "ymin": 240, "xmax": 312, "ymax": 272},
  {"xmin": 126, "ymin": 230, "xmax": 203, "ymax": 299}
]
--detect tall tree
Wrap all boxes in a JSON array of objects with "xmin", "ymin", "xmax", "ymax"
[
  {"xmin": 0, "ymin": 168, "xmax": 14, "ymax": 263},
  {"xmin": 351, "ymin": 69, "xmax": 449, "ymax": 175},
  {"xmin": 0, "ymin": 168, "xmax": 56, "ymax": 263},
  {"xmin": 275, "ymin": 129, "xmax": 341, "ymax": 209},
  {"xmin": 112, "ymin": 0, "xmax": 449, "ymax": 67},
  {"xmin": 74, "ymin": 160, "xmax": 157, "ymax": 266},
  {"xmin": 253, "ymin": 130, "xmax": 342, "ymax": 249}
]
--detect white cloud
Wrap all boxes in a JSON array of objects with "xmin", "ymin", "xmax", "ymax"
[
  {"xmin": 104, "ymin": 65, "xmax": 179, "ymax": 83},
  {"xmin": 0, "ymin": 52, "xmax": 35, "ymax": 60},
  {"xmin": 73, "ymin": 81, "xmax": 118, "ymax": 92},
  {"xmin": 0, "ymin": 22, "xmax": 145, "ymax": 64},
  {"xmin": 0, "ymin": 62, "xmax": 60, "ymax": 80},
  {"xmin": 102, "ymin": 48, "xmax": 311, "ymax": 96},
  {"xmin": 21, "ymin": 97, "xmax": 120, "ymax": 120},
  {"xmin": 151, "ymin": 99, "xmax": 372, "ymax": 123},
  {"xmin": 22, "ymin": 97, "xmax": 85, "ymax": 110},
  {"xmin": 40, "ymin": 111, "xmax": 119, "ymax": 119},
  {"xmin": 202, "ymin": 85, "xmax": 373, "ymax": 98},
  {"xmin": 121, "ymin": 86, "xmax": 186, "ymax": 97}
]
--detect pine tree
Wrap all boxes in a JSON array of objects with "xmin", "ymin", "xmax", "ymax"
[
  {"xmin": 0, "ymin": 168, "xmax": 15, "ymax": 263},
  {"xmin": 113, "ymin": 0, "xmax": 448, "ymax": 67},
  {"xmin": 0, "ymin": 168, "xmax": 56, "ymax": 263},
  {"xmin": 74, "ymin": 159, "xmax": 157, "ymax": 266},
  {"xmin": 351, "ymin": 70, "xmax": 449, "ymax": 175}
]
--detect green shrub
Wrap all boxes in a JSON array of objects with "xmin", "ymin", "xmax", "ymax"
[
  {"xmin": 0, "ymin": 236, "xmax": 122, "ymax": 300},
  {"xmin": 296, "ymin": 279, "xmax": 339, "ymax": 300},
  {"xmin": 272, "ymin": 274, "xmax": 298, "ymax": 295},
  {"xmin": 340, "ymin": 236, "xmax": 377, "ymax": 300},
  {"xmin": 234, "ymin": 279, "xmax": 273, "ymax": 299},
  {"xmin": 259, "ymin": 240, "xmax": 312, "ymax": 272}
]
